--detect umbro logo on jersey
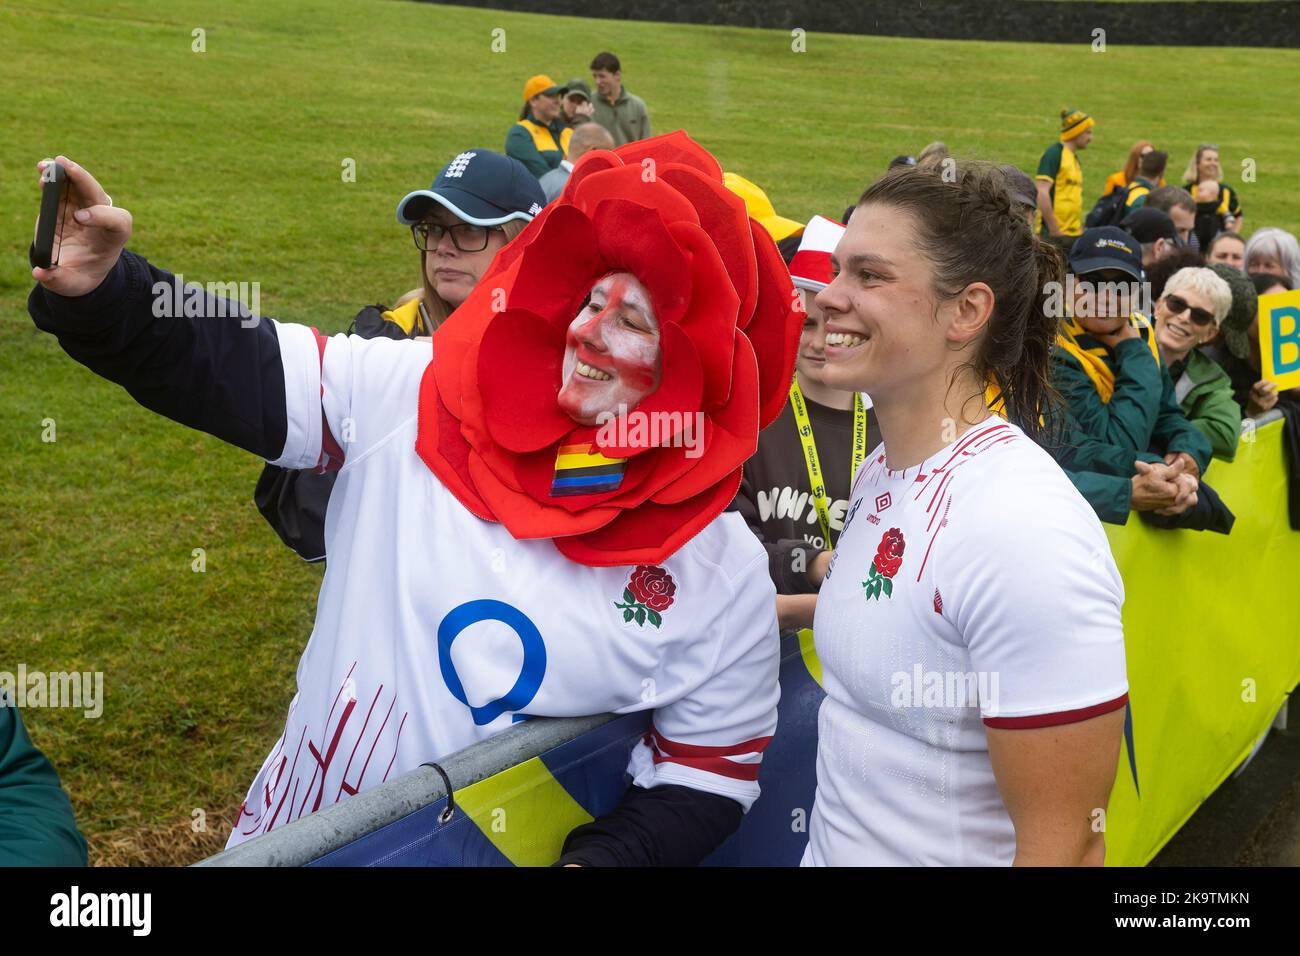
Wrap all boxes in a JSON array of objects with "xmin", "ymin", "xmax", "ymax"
[
  {"xmin": 875, "ymin": 492, "xmax": 892, "ymax": 513},
  {"xmin": 445, "ymin": 152, "xmax": 477, "ymax": 178}
]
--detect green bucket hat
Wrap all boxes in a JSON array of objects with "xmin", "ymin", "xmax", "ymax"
[
  {"xmin": 560, "ymin": 78, "xmax": 592, "ymax": 101},
  {"xmin": 1208, "ymin": 263, "xmax": 1256, "ymax": 361}
]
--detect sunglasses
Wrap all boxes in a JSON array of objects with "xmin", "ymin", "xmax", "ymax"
[
  {"xmin": 412, "ymin": 220, "xmax": 504, "ymax": 253},
  {"xmin": 1163, "ymin": 294, "xmax": 1215, "ymax": 327}
]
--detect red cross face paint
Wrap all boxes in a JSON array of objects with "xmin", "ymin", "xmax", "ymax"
[{"xmin": 558, "ymin": 272, "xmax": 662, "ymax": 425}]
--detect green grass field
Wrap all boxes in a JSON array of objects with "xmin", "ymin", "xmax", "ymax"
[{"xmin": 2, "ymin": 0, "xmax": 1299, "ymax": 865}]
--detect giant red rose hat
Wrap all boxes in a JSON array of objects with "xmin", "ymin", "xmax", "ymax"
[{"xmin": 415, "ymin": 131, "xmax": 801, "ymax": 566}]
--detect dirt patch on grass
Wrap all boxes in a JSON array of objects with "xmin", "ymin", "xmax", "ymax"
[{"xmin": 89, "ymin": 803, "xmax": 240, "ymax": 867}]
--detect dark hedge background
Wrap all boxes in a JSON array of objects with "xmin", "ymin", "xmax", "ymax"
[{"xmin": 429, "ymin": 0, "xmax": 1296, "ymax": 48}]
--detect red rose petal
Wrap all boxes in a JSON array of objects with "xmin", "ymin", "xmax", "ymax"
[
  {"xmin": 430, "ymin": 256, "xmax": 523, "ymax": 419},
  {"xmin": 478, "ymin": 309, "xmax": 574, "ymax": 452},
  {"xmin": 514, "ymin": 440, "xmax": 657, "ymax": 513},
  {"xmin": 475, "ymin": 205, "xmax": 553, "ymax": 287},
  {"xmin": 554, "ymin": 468, "xmax": 743, "ymax": 567},
  {"xmin": 650, "ymin": 330, "xmax": 759, "ymax": 505},
  {"xmin": 568, "ymin": 166, "xmax": 699, "ymax": 228},
  {"xmin": 559, "ymin": 149, "xmax": 624, "ymax": 204},
  {"xmin": 613, "ymin": 130, "xmax": 723, "ymax": 182},
  {"xmin": 742, "ymin": 218, "xmax": 802, "ymax": 429},
  {"xmin": 468, "ymin": 450, "xmax": 620, "ymax": 540},
  {"xmin": 504, "ymin": 205, "xmax": 604, "ymax": 321},
  {"xmin": 589, "ymin": 199, "xmax": 691, "ymax": 327},
  {"xmin": 666, "ymin": 220, "xmax": 739, "ymax": 411},
  {"xmin": 660, "ymin": 165, "xmax": 757, "ymax": 323}
]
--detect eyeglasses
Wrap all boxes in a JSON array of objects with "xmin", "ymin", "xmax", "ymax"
[
  {"xmin": 412, "ymin": 221, "xmax": 503, "ymax": 253},
  {"xmin": 1164, "ymin": 294, "xmax": 1216, "ymax": 327}
]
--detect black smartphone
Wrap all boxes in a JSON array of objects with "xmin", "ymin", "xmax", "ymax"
[{"xmin": 30, "ymin": 161, "xmax": 70, "ymax": 269}]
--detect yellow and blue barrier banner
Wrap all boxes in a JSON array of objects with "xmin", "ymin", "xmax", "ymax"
[
  {"xmin": 1102, "ymin": 415, "xmax": 1300, "ymax": 864},
  {"xmin": 205, "ymin": 418, "xmax": 1299, "ymax": 867}
]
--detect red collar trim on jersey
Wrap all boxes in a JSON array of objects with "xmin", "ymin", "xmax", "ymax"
[{"xmin": 415, "ymin": 131, "xmax": 801, "ymax": 566}]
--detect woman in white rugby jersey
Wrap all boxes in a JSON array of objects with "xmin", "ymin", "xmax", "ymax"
[
  {"xmin": 802, "ymin": 162, "xmax": 1129, "ymax": 866},
  {"xmin": 28, "ymin": 137, "xmax": 800, "ymax": 866}
]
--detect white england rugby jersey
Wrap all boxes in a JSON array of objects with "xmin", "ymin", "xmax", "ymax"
[
  {"xmin": 802, "ymin": 416, "xmax": 1128, "ymax": 866},
  {"xmin": 228, "ymin": 323, "xmax": 780, "ymax": 847}
]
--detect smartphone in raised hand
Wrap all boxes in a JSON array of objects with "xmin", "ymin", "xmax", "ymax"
[{"xmin": 30, "ymin": 161, "xmax": 70, "ymax": 269}]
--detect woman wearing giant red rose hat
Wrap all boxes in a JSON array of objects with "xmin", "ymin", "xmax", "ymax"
[
  {"xmin": 803, "ymin": 162, "xmax": 1130, "ymax": 867},
  {"xmin": 28, "ymin": 137, "xmax": 799, "ymax": 866}
]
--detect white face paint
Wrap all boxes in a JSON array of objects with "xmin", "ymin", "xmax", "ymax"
[{"xmin": 557, "ymin": 272, "xmax": 661, "ymax": 426}]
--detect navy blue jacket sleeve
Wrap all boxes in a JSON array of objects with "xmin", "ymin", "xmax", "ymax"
[
  {"xmin": 28, "ymin": 250, "xmax": 289, "ymax": 460},
  {"xmin": 556, "ymin": 783, "xmax": 743, "ymax": 866}
]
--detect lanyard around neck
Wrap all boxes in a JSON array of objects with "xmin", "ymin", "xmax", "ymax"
[{"xmin": 788, "ymin": 379, "xmax": 867, "ymax": 548}]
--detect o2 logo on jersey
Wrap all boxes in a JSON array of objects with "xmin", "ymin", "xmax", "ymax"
[{"xmin": 437, "ymin": 600, "xmax": 547, "ymax": 726}]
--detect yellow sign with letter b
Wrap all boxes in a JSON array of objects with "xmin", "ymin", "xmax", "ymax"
[{"xmin": 1259, "ymin": 289, "xmax": 1300, "ymax": 390}]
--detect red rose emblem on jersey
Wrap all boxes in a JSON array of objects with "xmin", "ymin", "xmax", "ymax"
[
  {"xmin": 863, "ymin": 528, "xmax": 905, "ymax": 601},
  {"xmin": 616, "ymin": 565, "xmax": 676, "ymax": 627},
  {"xmin": 413, "ymin": 131, "xmax": 801, "ymax": 568},
  {"xmin": 874, "ymin": 528, "xmax": 906, "ymax": 578},
  {"xmin": 628, "ymin": 565, "xmax": 676, "ymax": 611}
]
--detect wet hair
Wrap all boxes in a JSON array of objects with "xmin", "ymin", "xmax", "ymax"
[{"xmin": 855, "ymin": 161, "xmax": 1063, "ymax": 444}]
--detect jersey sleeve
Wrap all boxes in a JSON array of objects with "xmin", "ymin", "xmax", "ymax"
[
  {"xmin": 269, "ymin": 327, "xmax": 429, "ymax": 471},
  {"xmin": 625, "ymin": 551, "xmax": 780, "ymax": 810},
  {"xmin": 941, "ymin": 467, "xmax": 1129, "ymax": 728},
  {"xmin": 1036, "ymin": 143, "xmax": 1062, "ymax": 182}
]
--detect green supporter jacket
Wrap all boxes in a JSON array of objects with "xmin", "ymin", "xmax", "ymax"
[
  {"xmin": 0, "ymin": 699, "xmax": 87, "ymax": 865},
  {"xmin": 504, "ymin": 114, "xmax": 571, "ymax": 178},
  {"xmin": 1051, "ymin": 326, "xmax": 1213, "ymax": 523},
  {"xmin": 1053, "ymin": 421, "xmax": 1164, "ymax": 525},
  {"xmin": 1170, "ymin": 348, "xmax": 1242, "ymax": 462}
]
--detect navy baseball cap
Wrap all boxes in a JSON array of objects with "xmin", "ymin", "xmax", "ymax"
[
  {"xmin": 1068, "ymin": 227, "xmax": 1144, "ymax": 281},
  {"xmin": 397, "ymin": 149, "xmax": 545, "ymax": 227},
  {"xmin": 1120, "ymin": 207, "xmax": 1177, "ymax": 245}
]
